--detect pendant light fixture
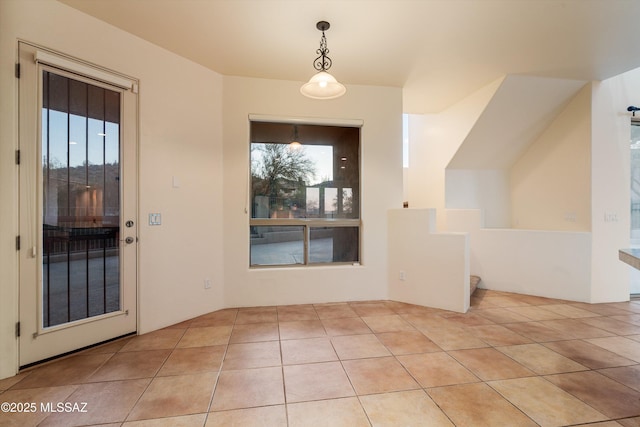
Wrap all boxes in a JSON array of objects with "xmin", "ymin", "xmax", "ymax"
[
  {"xmin": 300, "ymin": 21, "xmax": 346, "ymax": 100},
  {"xmin": 289, "ymin": 125, "xmax": 302, "ymax": 150}
]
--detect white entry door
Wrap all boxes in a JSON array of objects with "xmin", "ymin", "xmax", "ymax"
[{"xmin": 18, "ymin": 42, "xmax": 138, "ymax": 367}]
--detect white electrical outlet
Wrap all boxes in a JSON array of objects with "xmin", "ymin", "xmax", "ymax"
[
  {"xmin": 204, "ymin": 279, "xmax": 211, "ymax": 289},
  {"xmin": 399, "ymin": 271, "xmax": 406, "ymax": 281}
]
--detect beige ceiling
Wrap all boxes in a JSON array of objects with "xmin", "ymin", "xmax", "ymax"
[{"xmin": 59, "ymin": 0, "xmax": 640, "ymax": 113}]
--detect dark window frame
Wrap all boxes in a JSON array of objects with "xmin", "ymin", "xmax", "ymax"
[{"xmin": 249, "ymin": 120, "xmax": 361, "ymax": 267}]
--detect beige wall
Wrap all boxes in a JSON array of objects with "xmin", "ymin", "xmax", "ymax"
[
  {"xmin": 591, "ymin": 72, "xmax": 640, "ymax": 302},
  {"xmin": 445, "ymin": 209, "xmax": 592, "ymax": 302},
  {"xmin": 388, "ymin": 209, "xmax": 469, "ymax": 313},
  {"xmin": 222, "ymin": 76, "xmax": 403, "ymax": 307},
  {"xmin": 408, "ymin": 71, "xmax": 634, "ymax": 304},
  {"xmin": 510, "ymin": 84, "xmax": 592, "ymax": 231},
  {"xmin": 445, "ymin": 169, "xmax": 511, "ymax": 228},
  {"xmin": 0, "ymin": 0, "xmax": 225, "ymax": 378},
  {"xmin": 406, "ymin": 78, "xmax": 502, "ymax": 228}
]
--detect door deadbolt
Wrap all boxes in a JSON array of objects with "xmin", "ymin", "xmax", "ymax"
[{"xmin": 125, "ymin": 220, "xmax": 134, "ymax": 228}]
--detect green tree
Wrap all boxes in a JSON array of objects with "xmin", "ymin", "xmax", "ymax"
[{"xmin": 251, "ymin": 143, "xmax": 316, "ymax": 199}]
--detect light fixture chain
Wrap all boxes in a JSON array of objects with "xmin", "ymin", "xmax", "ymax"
[{"xmin": 313, "ymin": 31, "xmax": 332, "ymax": 72}]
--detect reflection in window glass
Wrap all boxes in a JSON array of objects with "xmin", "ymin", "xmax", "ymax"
[
  {"xmin": 250, "ymin": 123, "xmax": 359, "ymax": 220},
  {"xmin": 306, "ymin": 187, "xmax": 319, "ymax": 216},
  {"xmin": 324, "ymin": 188, "xmax": 337, "ymax": 217},
  {"xmin": 343, "ymin": 188, "xmax": 353, "ymax": 214},
  {"xmin": 309, "ymin": 227, "xmax": 359, "ymax": 263},
  {"xmin": 41, "ymin": 70, "xmax": 121, "ymax": 327},
  {"xmin": 250, "ymin": 226, "xmax": 304, "ymax": 266},
  {"xmin": 250, "ymin": 122, "xmax": 360, "ymax": 266}
]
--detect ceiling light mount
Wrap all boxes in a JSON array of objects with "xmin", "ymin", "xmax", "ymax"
[
  {"xmin": 300, "ymin": 20, "xmax": 346, "ymax": 100},
  {"xmin": 317, "ymin": 21, "xmax": 330, "ymax": 31},
  {"xmin": 313, "ymin": 21, "xmax": 332, "ymax": 73}
]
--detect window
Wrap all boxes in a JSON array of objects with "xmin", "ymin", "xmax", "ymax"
[
  {"xmin": 630, "ymin": 119, "xmax": 640, "ymax": 296},
  {"xmin": 632, "ymin": 119, "xmax": 640, "ymax": 247},
  {"xmin": 41, "ymin": 69, "xmax": 122, "ymax": 326},
  {"xmin": 250, "ymin": 121, "xmax": 360, "ymax": 266}
]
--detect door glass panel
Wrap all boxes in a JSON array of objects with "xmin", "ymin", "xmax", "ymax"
[{"xmin": 42, "ymin": 70, "xmax": 121, "ymax": 328}]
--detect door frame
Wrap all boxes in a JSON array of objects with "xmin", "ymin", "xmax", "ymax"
[{"xmin": 17, "ymin": 41, "xmax": 140, "ymax": 368}]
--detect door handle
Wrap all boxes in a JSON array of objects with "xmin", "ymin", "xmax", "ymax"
[{"xmin": 125, "ymin": 236, "xmax": 135, "ymax": 244}]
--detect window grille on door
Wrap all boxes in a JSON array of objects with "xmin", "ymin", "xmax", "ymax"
[{"xmin": 41, "ymin": 69, "xmax": 121, "ymax": 327}]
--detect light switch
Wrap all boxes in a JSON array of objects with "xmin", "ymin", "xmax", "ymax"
[
  {"xmin": 149, "ymin": 213, "xmax": 162, "ymax": 225},
  {"xmin": 604, "ymin": 212, "xmax": 619, "ymax": 223}
]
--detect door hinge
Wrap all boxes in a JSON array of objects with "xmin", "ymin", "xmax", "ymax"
[
  {"xmin": 15, "ymin": 322, "xmax": 20, "ymax": 338},
  {"xmin": 15, "ymin": 63, "xmax": 20, "ymax": 79},
  {"xmin": 16, "ymin": 235, "xmax": 20, "ymax": 251},
  {"xmin": 15, "ymin": 149, "xmax": 20, "ymax": 165}
]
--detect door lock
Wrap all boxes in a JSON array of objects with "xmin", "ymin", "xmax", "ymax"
[
  {"xmin": 125, "ymin": 220, "xmax": 134, "ymax": 228},
  {"xmin": 125, "ymin": 236, "xmax": 135, "ymax": 244}
]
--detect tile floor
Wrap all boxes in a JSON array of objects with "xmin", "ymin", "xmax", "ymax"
[{"xmin": 3, "ymin": 290, "xmax": 640, "ymax": 426}]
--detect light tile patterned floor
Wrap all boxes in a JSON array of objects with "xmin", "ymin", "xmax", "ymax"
[{"xmin": 4, "ymin": 290, "xmax": 640, "ymax": 426}]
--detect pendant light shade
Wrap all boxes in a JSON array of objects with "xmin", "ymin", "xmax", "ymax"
[
  {"xmin": 300, "ymin": 71, "xmax": 346, "ymax": 99},
  {"xmin": 300, "ymin": 21, "xmax": 346, "ymax": 100}
]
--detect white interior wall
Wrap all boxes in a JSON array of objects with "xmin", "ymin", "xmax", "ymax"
[
  {"xmin": 0, "ymin": 0, "xmax": 19, "ymax": 381},
  {"xmin": 590, "ymin": 73, "xmax": 638, "ymax": 302},
  {"xmin": 406, "ymin": 77, "xmax": 503, "ymax": 228},
  {"xmin": 136, "ymin": 59, "xmax": 224, "ymax": 334},
  {"xmin": 407, "ymin": 73, "xmax": 631, "ymax": 304},
  {"xmin": 222, "ymin": 76, "xmax": 403, "ymax": 307},
  {"xmin": 510, "ymin": 84, "xmax": 592, "ymax": 231},
  {"xmin": 445, "ymin": 210, "xmax": 592, "ymax": 302},
  {"xmin": 388, "ymin": 209, "xmax": 469, "ymax": 313},
  {"xmin": 447, "ymin": 76, "xmax": 586, "ymax": 171},
  {"xmin": 0, "ymin": 0, "xmax": 225, "ymax": 378},
  {"xmin": 445, "ymin": 169, "xmax": 511, "ymax": 228}
]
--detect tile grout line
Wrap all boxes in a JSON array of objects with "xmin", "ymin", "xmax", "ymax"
[
  {"xmin": 340, "ymin": 302, "xmax": 374, "ymax": 427},
  {"xmin": 277, "ymin": 306, "xmax": 290, "ymax": 427},
  {"xmin": 120, "ymin": 326, "xmax": 188, "ymax": 424},
  {"xmin": 202, "ymin": 308, "xmax": 239, "ymax": 426},
  {"xmin": 7, "ymin": 293, "xmax": 640, "ymax": 425}
]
